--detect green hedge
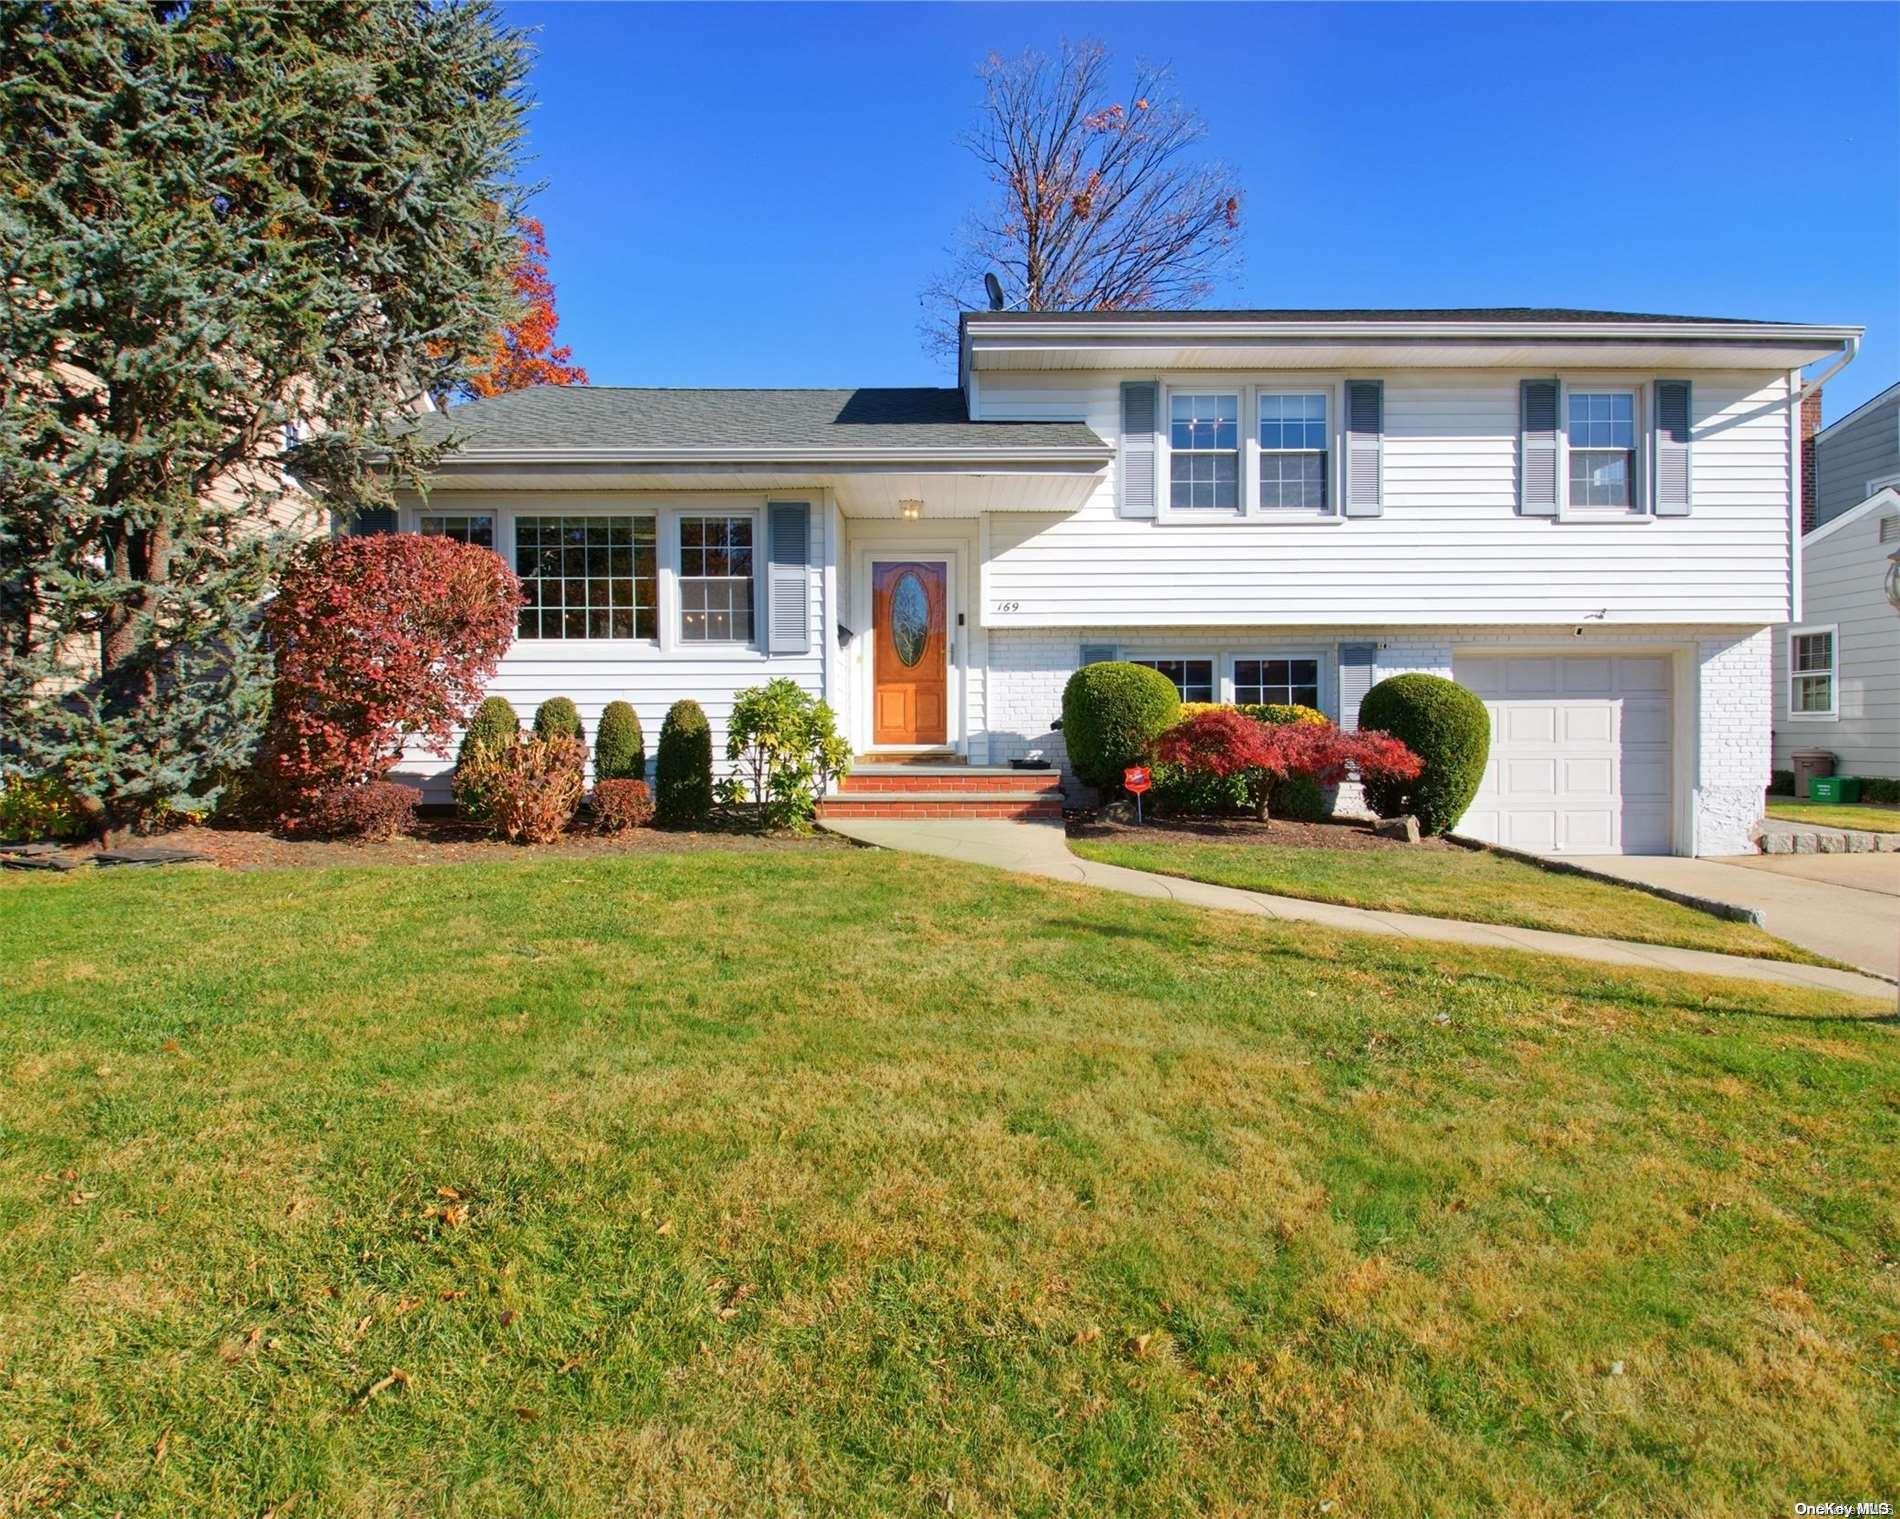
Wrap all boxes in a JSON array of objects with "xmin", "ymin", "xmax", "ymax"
[
  {"xmin": 1358, "ymin": 674, "xmax": 1490, "ymax": 836},
  {"xmin": 1060, "ymin": 662, "xmax": 1180, "ymax": 791},
  {"xmin": 655, "ymin": 699, "xmax": 714, "ymax": 827},
  {"xmin": 533, "ymin": 696, "xmax": 583, "ymax": 743},
  {"xmin": 594, "ymin": 700, "xmax": 645, "ymax": 781}
]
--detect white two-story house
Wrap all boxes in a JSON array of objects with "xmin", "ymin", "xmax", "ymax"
[{"xmin": 386, "ymin": 309, "xmax": 1859, "ymax": 857}]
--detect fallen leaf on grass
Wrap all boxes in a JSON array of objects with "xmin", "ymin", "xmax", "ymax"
[
  {"xmin": 67, "ymin": 1191, "xmax": 95, "ymax": 1206},
  {"xmin": 514, "ymin": 1407, "xmax": 539, "ymax": 1422},
  {"xmin": 350, "ymin": 1368, "xmax": 409, "ymax": 1411},
  {"xmin": 152, "ymin": 1427, "xmax": 170, "ymax": 1466},
  {"xmin": 436, "ymin": 1186, "xmax": 462, "ymax": 1202},
  {"xmin": 439, "ymin": 1289, "xmax": 466, "ymax": 1302},
  {"xmin": 394, "ymin": 1297, "xmax": 421, "ymax": 1316},
  {"xmin": 1128, "ymin": 1331, "xmax": 1157, "ymax": 1358},
  {"xmin": 262, "ymin": 1494, "xmax": 302, "ymax": 1519},
  {"xmin": 556, "ymin": 1357, "xmax": 583, "ymax": 1375},
  {"xmin": 654, "ymin": 1219, "xmax": 673, "ymax": 1237},
  {"xmin": 428, "ymin": 1204, "xmax": 468, "ymax": 1229},
  {"xmin": 498, "ymin": 1309, "xmax": 516, "ymax": 1328},
  {"xmin": 1071, "ymin": 1327, "xmax": 1100, "ymax": 1347}
]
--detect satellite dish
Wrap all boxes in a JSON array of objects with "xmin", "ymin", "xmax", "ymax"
[{"xmin": 983, "ymin": 272, "xmax": 1005, "ymax": 312}]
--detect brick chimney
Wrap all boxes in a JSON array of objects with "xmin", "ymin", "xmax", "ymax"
[{"xmin": 1800, "ymin": 387, "xmax": 1823, "ymax": 535}]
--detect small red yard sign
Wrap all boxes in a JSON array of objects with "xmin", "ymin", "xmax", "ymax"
[{"xmin": 1123, "ymin": 766, "xmax": 1152, "ymax": 794}]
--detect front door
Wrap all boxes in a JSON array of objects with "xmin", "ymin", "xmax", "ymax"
[{"xmin": 872, "ymin": 561, "xmax": 948, "ymax": 746}]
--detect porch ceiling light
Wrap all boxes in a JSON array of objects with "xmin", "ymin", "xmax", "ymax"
[{"xmin": 899, "ymin": 498, "xmax": 923, "ymax": 521}]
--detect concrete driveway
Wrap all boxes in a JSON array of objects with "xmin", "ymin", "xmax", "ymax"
[{"xmin": 1574, "ymin": 851, "xmax": 1900, "ymax": 980}]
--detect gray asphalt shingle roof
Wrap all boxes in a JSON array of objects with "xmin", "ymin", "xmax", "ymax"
[
  {"xmin": 414, "ymin": 387, "xmax": 1106, "ymax": 454},
  {"xmin": 960, "ymin": 307, "xmax": 1789, "ymax": 325}
]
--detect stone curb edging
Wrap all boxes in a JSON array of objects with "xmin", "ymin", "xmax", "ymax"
[{"xmin": 1444, "ymin": 834, "xmax": 1767, "ymax": 928}]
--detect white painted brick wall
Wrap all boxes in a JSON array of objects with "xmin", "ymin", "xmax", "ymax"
[{"xmin": 985, "ymin": 623, "xmax": 1772, "ymax": 855}]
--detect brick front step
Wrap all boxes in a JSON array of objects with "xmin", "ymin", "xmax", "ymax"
[
  {"xmin": 818, "ymin": 793, "xmax": 1063, "ymax": 821},
  {"xmin": 841, "ymin": 768, "xmax": 1059, "ymax": 795}
]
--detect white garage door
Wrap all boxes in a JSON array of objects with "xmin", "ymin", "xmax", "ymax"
[{"xmin": 1453, "ymin": 654, "xmax": 1673, "ymax": 856}]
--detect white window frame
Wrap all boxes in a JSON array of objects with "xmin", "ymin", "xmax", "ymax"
[
  {"xmin": 676, "ymin": 511, "xmax": 762, "ymax": 647},
  {"xmin": 1159, "ymin": 377, "xmax": 1345, "ymax": 524},
  {"xmin": 1254, "ymin": 389, "xmax": 1334, "ymax": 514},
  {"xmin": 416, "ymin": 511, "xmax": 496, "ymax": 549},
  {"xmin": 1126, "ymin": 654, "xmax": 1218, "ymax": 704},
  {"xmin": 1229, "ymin": 651, "xmax": 1326, "ymax": 710},
  {"xmin": 1558, "ymin": 380, "xmax": 1647, "ymax": 519},
  {"xmin": 402, "ymin": 498, "xmax": 782, "ymax": 659},
  {"xmin": 1786, "ymin": 623, "xmax": 1839, "ymax": 721},
  {"xmin": 1163, "ymin": 390, "xmax": 1243, "ymax": 515}
]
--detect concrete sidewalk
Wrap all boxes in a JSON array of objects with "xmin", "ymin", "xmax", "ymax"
[
  {"xmin": 1573, "ymin": 851, "xmax": 1900, "ymax": 982},
  {"xmin": 822, "ymin": 817, "xmax": 1896, "ymax": 1004}
]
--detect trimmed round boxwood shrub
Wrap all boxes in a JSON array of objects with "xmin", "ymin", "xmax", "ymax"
[
  {"xmin": 655, "ymin": 699, "xmax": 714, "ymax": 828},
  {"xmin": 594, "ymin": 700, "xmax": 645, "ymax": 781},
  {"xmin": 533, "ymin": 696, "xmax": 583, "ymax": 743},
  {"xmin": 452, "ymin": 696, "xmax": 520, "ymax": 819},
  {"xmin": 1357, "ymin": 674, "xmax": 1490, "ymax": 836},
  {"xmin": 1060, "ymin": 662, "xmax": 1180, "ymax": 791}
]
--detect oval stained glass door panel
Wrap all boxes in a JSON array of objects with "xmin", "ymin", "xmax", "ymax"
[{"xmin": 889, "ymin": 572, "xmax": 930, "ymax": 667}]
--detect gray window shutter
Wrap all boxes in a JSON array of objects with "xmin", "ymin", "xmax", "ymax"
[
  {"xmin": 1653, "ymin": 380, "xmax": 1692, "ymax": 516},
  {"xmin": 350, "ymin": 508, "xmax": 397, "ymax": 536},
  {"xmin": 766, "ymin": 502, "xmax": 811, "ymax": 655},
  {"xmin": 1118, "ymin": 381, "xmax": 1159, "ymax": 519},
  {"xmin": 1078, "ymin": 643, "xmax": 1118, "ymax": 667},
  {"xmin": 1343, "ymin": 380, "xmax": 1384, "ymax": 518},
  {"xmin": 1519, "ymin": 379, "xmax": 1560, "ymax": 517},
  {"xmin": 1337, "ymin": 642, "xmax": 1377, "ymax": 731}
]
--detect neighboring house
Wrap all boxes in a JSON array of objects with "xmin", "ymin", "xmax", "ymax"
[
  {"xmin": 382, "ymin": 309, "xmax": 1858, "ymax": 857},
  {"xmin": 1809, "ymin": 379, "xmax": 1900, "ymax": 530},
  {"xmin": 1772, "ymin": 485, "xmax": 1900, "ymax": 782}
]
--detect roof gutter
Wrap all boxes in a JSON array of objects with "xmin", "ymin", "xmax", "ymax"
[
  {"xmin": 1794, "ymin": 331, "xmax": 1858, "ymax": 403},
  {"xmin": 421, "ymin": 444, "xmax": 1113, "ymax": 467},
  {"xmin": 962, "ymin": 317, "xmax": 1865, "ymax": 344}
]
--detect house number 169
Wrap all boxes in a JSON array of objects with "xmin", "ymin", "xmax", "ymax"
[{"xmin": 994, "ymin": 600, "xmax": 1020, "ymax": 613}]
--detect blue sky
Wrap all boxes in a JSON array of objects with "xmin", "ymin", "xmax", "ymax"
[{"xmin": 508, "ymin": 1, "xmax": 1900, "ymax": 419}]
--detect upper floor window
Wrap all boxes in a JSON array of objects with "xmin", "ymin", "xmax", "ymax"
[
  {"xmin": 679, "ymin": 515, "xmax": 755, "ymax": 643},
  {"xmin": 1235, "ymin": 657, "xmax": 1320, "ymax": 709},
  {"xmin": 1169, "ymin": 394, "xmax": 1239, "ymax": 511},
  {"xmin": 1789, "ymin": 628, "xmax": 1836, "ymax": 717},
  {"xmin": 1257, "ymin": 393, "xmax": 1328, "ymax": 510},
  {"xmin": 419, "ymin": 513, "xmax": 494, "ymax": 549},
  {"xmin": 1131, "ymin": 656, "xmax": 1215, "ymax": 703},
  {"xmin": 514, "ymin": 514, "xmax": 656, "ymax": 640},
  {"xmin": 1567, "ymin": 391, "xmax": 1636, "ymax": 509}
]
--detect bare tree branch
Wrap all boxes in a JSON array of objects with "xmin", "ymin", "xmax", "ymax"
[{"xmin": 920, "ymin": 41, "xmax": 1242, "ymax": 356}]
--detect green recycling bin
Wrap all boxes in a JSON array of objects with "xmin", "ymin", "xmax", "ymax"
[{"xmin": 1808, "ymin": 775, "xmax": 1862, "ymax": 804}]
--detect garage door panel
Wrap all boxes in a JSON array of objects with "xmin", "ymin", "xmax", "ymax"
[
  {"xmin": 1622, "ymin": 698, "xmax": 1672, "ymax": 744},
  {"xmin": 1561, "ymin": 658, "xmax": 1613, "ymax": 695},
  {"xmin": 1561, "ymin": 705, "xmax": 1614, "ymax": 744},
  {"xmin": 1503, "ymin": 706, "xmax": 1557, "ymax": 744},
  {"xmin": 1453, "ymin": 654, "xmax": 1674, "ymax": 856}
]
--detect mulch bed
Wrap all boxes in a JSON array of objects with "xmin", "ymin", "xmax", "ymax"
[
  {"xmin": 31, "ymin": 816, "xmax": 850, "ymax": 874},
  {"xmin": 1068, "ymin": 814, "xmax": 1461, "ymax": 854}
]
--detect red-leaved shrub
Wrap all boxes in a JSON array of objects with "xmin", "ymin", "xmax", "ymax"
[
  {"xmin": 261, "ymin": 535, "xmax": 519, "ymax": 826},
  {"xmin": 591, "ymin": 777, "xmax": 654, "ymax": 833},
  {"xmin": 457, "ymin": 733, "xmax": 585, "ymax": 844},
  {"xmin": 1152, "ymin": 709, "xmax": 1422, "ymax": 824},
  {"xmin": 304, "ymin": 779, "xmax": 419, "ymax": 842}
]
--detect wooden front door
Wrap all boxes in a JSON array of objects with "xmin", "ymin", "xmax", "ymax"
[{"xmin": 872, "ymin": 561, "xmax": 948, "ymax": 746}]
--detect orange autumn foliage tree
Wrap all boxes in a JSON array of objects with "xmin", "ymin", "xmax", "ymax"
[{"xmin": 461, "ymin": 217, "xmax": 588, "ymax": 397}]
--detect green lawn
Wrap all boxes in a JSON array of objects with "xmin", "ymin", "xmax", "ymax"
[
  {"xmin": 1768, "ymin": 800, "xmax": 1900, "ymax": 834},
  {"xmin": 1069, "ymin": 830, "xmax": 1819, "ymax": 962},
  {"xmin": 2, "ymin": 851, "xmax": 1894, "ymax": 1515}
]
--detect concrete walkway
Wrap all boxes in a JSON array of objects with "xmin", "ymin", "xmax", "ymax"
[
  {"xmin": 1574, "ymin": 851, "xmax": 1900, "ymax": 982},
  {"xmin": 822, "ymin": 817, "xmax": 1896, "ymax": 1004}
]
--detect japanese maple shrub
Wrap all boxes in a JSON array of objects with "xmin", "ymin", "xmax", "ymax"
[
  {"xmin": 1152, "ymin": 709, "xmax": 1420, "ymax": 825},
  {"xmin": 721, "ymin": 678, "xmax": 851, "ymax": 832},
  {"xmin": 261, "ymin": 535, "xmax": 518, "ymax": 826}
]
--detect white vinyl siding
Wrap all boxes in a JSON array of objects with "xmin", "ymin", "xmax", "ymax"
[
  {"xmin": 980, "ymin": 370, "xmax": 1795, "ymax": 626},
  {"xmin": 1773, "ymin": 499, "xmax": 1900, "ymax": 778}
]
